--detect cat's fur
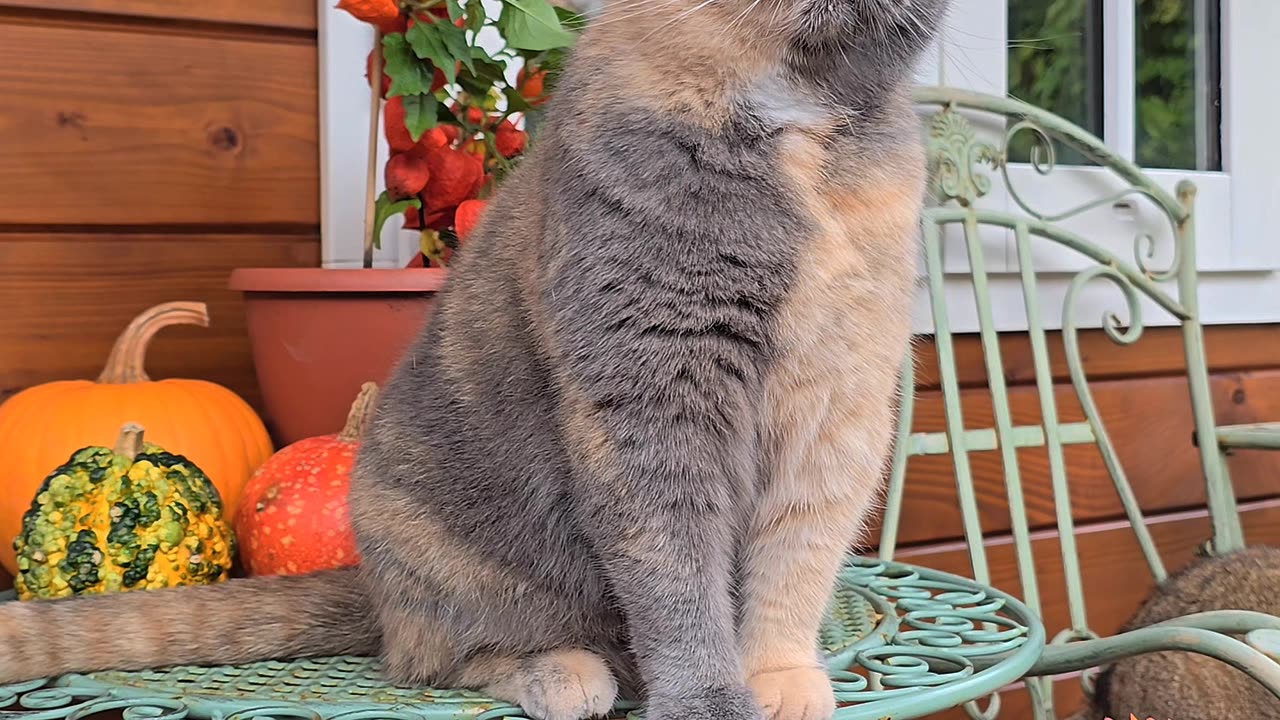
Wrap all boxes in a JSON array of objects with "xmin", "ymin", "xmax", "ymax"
[
  {"xmin": 1091, "ymin": 545, "xmax": 1280, "ymax": 719},
  {"xmin": 0, "ymin": 2, "xmax": 949, "ymax": 719}
]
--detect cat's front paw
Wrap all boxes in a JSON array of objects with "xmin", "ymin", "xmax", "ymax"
[
  {"xmin": 749, "ymin": 666, "xmax": 836, "ymax": 720},
  {"xmin": 648, "ymin": 685, "xmax": 764, "ymax": 720}
]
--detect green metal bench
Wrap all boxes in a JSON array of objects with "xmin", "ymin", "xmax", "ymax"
[
  {"xmin": 2, "ymin": 87, "xmax": 1278, "ymax": 720},
  {"xmin": 873, "ymin": 86, "xmax": 1280, "ymax": 719}
]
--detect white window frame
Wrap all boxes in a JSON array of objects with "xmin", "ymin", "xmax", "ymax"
[
  {"xmin": 912, "ymin": 0, "xmax": 1280, "ymax": 333},
  {"xmin": 318, "ymin": 0, "xmax": 1280, "ymax": 332}
]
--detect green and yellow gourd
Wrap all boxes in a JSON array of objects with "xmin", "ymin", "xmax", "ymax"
[{"xmin": 13, "ymin": 423, "xmax": 235, "ymax": 600}]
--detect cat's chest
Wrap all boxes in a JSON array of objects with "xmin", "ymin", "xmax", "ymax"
[{"xmin": 768, "ymin": 129, "xmax": 923, "ymax": 352}]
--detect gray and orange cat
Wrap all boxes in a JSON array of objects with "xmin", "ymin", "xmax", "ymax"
[{"xmin": 0, "ymin": 2, "xmax": 949, "ymax": 719}]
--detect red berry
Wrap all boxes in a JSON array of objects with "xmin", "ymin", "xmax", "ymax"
[
  {"xmin": 408, "ymin": 127, "xmax": 450, "ymax": 157},
  {"xmin": 403, "ymin": 203, "xmax": 423, "ymax": 229},
  {"xmin": 495, "ymin": 120, "xmax": 527, "ymax": 158},
  {"xmin": 384, "ymin": 96, "xmax": 416, "ymax": 153},
  {"xmin": 518, "ymin": 65, "xmax": 547, "ymax": 105},
  {"xmin": 423, "ymin": 146, "xmax": 484, "ymax": 212},
  {"xmin": 426, "ymin": 208, "xmax": 455, "ymax": 230},
  {"xmin": 366, "ymin": 49, "xmax": 391, "ymax": 96},
  {"xmin": 336, "ymin": 0, "xmax": 404, "ymax": 33},
  {"xmin": 454, "ymin": 199, "xmax": 487, "ymax": 241},
  {"xmin": 385, "ymin": 153, "xmax": 430, "ymax": 199}
]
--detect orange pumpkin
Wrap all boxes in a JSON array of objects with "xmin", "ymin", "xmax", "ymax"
[
  {"xmin": 0, "ymin": 301, "xmax": 273, "ymax": 574},
  {"xmin": 234, "ymin": 383, "xmax": 373, "ymax": 576}
]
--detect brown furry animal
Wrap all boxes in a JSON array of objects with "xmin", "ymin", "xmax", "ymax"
[
  {"xmin": 0, "ymin": 2, "xmax": 950, "ymax": 719},
  {"xmin": 1092, "ymin": 546, "xmax": 1280, "ymax": 719}
]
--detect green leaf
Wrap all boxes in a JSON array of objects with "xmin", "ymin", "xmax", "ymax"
[
  {"xmin": 383, "ymin": 34, "xmax": 436, "ymax": 96},
  {"xmin": 456, "ymin": 52, "xmax": 508, "ymax": 97},
  {"xmin": 372, "ymin": 191, "xmax": 423, "ymax": 250},
  {"xmin": 465, "ymin": 0, "xmax": 487, "ymax": 33},
  {"xmin": 402, "ymin": 94, "xmax": 440, "ymax": 140},
  {"xmin": 498, "ymin": 0, "xmax": 577, "ymax": 51},
  {"xmin": 407, "ymin": 17, "xmax": 475, "ymax": 84},
  {"xmin": 502, "ymin": 85, "xmax": 533, "ymax": 112},
  {"xmin": 435, "ymin": 100, "xmax": 459, "ymax": 125},
  {"xmin": 446, "ymin": 0, "xmax": 466, "ymax": 23},
  {"xmin": 553, "ymin": 5, "xmax": 587, "ymax": 32}
]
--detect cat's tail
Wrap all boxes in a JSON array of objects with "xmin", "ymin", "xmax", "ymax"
[{"xmin": 0, "ymin": 567, "xmax": 379, "ymax": 684}]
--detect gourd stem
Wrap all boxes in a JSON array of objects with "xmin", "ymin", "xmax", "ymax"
[
  {"xmin": 114, "ymin": 423, "xmax": 146, "ymax": 460},
  {"xmin": 339, "ymin": 382, "xmax": 380, "ymax": 442},
  {"xmin": 97, "ymin": 302, "xmax": 210, "ymax": 384}
]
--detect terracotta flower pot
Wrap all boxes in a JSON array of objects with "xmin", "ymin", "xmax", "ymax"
[{"xmin": 229, "ymin": 267, "xmax": 446, "ymax": 446}]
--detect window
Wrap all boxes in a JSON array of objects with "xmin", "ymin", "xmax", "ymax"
[
  {"xmin": 318, "ymin": 1, "xmax": 1280, "ymax": 330},
  {"xmin": 912, "ymin": 0, "xmax": 1280, "ymax": 332}
]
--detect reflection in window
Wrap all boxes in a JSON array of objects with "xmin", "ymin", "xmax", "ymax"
[
  {"xmin": 1005, "ymin": 0, "xmax": 1221, "ymax": 171},
  {"xmin": 1135, "ymin": 0, "xmax": 1221, "ymax": 171},
  {"xmin": 1007, "ymin": 0, "xmax": 1103, "ymax": 165}
]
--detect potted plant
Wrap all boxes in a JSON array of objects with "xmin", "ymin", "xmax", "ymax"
[{"xmin": 230, "ymin": 0, "xmax": 580, "ymax": 445}]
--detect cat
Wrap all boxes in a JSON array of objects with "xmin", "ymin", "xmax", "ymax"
[
  {"xmin": 0, "ymin": 2, "xmax": 949, "ymax": 719},
  {"xmin": 1090, "ymin": 545, "xmax": 1280, "ymax": 719}
]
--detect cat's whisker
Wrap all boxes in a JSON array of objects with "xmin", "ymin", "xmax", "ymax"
[{"xmin": 634, "ymin": 0, "xmax": 719, "ymax": 45}]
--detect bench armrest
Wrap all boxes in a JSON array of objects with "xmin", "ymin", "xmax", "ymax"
[{"xmin": 1217, "ymin": 422, "xmax": 1280, "ymax": 451}]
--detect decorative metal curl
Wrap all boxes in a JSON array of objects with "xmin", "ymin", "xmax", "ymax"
[
  {"xmin": 999, "ymin": 121, "xmax": 1173, "ymax": 229},
  {"xmin": 923, "ymin": 97, "xmax": 1192, "ymax": 286},
  {"xmin": 1133, "ymin": 228, "xmax": 1184, "ymax": 283},
  {"xmin": 1049, "ymin": 627, "xmax": 1105, "ymax": 698},
  {"xmin": 1065, "ymin": 265, "xmax": 1145, "ymax": 348},
  {"xmin": 1063, "ymin": 266, "xmax": 1167, "ymax": 582},
  {"xmin": 1, "ymin": 685, "xmax": 114, "ymax": 720},
  {"xmin": 0, "ymin": 680, "xmax": 51, "ymax": 710},
  {"xmin": 926, "ymin": 107, "xmax": 999, "ymax": 207},
  {"xmin": 224, "ymin": 706, "xmax": 323, "ymax": 720},
  {"xmin": 72, "ymin": 698, "xmax": 189, "ymax": 720}
]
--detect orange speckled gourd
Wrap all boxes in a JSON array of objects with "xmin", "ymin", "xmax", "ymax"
[
  {"xmin": 0, "ymin": 302, "xmax": 273, "ymax": 575},
  {"xmin": 234, "ymin": 384, "xmax": 374, "ymax": 576}
]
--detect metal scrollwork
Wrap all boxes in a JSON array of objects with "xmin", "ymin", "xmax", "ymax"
[
  {"xmin": 918, "ymin": 88, "xmax": 1193, "ymax": 287},
  {"xmin": 927, "ymin": 107, "xmax": 1000, "ymax": 207},
  {"xmin": 2, "ymin": 557, "xmax": 1043, "ymax": 720},
  {"xmin": 999, "ymin": 120, "xmax": 1171, "ymax": 228},
  {"xmin": 1062, "ymin": 265, "xmax": 1168, "ymax": 581}
]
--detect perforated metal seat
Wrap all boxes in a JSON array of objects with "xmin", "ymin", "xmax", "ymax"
[{"xmin": 0, "ymin": 557, "xmax": 1045, "ymax": 720}]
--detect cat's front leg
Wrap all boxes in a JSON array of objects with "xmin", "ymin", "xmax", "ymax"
[
  {"xmin": 739, "ymin": 375, "xmax": 900, "ymax": 720},
  {"xmin": 546, "ymin": 302, "xmax": 769, "ymax": 720},
  {"xmin": 556, "ymin": 378, "xmax": 765, "ymax": 720}
]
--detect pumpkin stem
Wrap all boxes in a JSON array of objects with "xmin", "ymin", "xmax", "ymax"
[
  {"xmin": 97, "ymin": 302, "xmax": 210, "ymax": 384},
  {"xmin": 114, "ymin": 423, "xmax": 146, "ymax": 460},
  {"xmin": 339, "ymin": 382, "xmax": 380, "ymax": 442}
]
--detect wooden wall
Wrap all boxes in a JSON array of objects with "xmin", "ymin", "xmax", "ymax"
[
  {"xmin": 900, "ymin": 324, "xmax": 1280, "ymax": 718},
  {"xmin": 0, "ymin": 1, "xmax": 320, "ymax": 411}
]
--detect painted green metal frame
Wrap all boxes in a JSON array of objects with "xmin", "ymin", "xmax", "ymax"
[
  {"xmin": 2, "ymin": 86, "xmax": 1278, "ymax": 720},
  {"xmin": 874, "ymin": 86, "xmax": 1280, "ymax": 719}
]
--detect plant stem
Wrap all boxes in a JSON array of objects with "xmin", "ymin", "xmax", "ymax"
[{"xmin": 363, "ymin": 30, "xmax": 385, "ymax": 270}]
